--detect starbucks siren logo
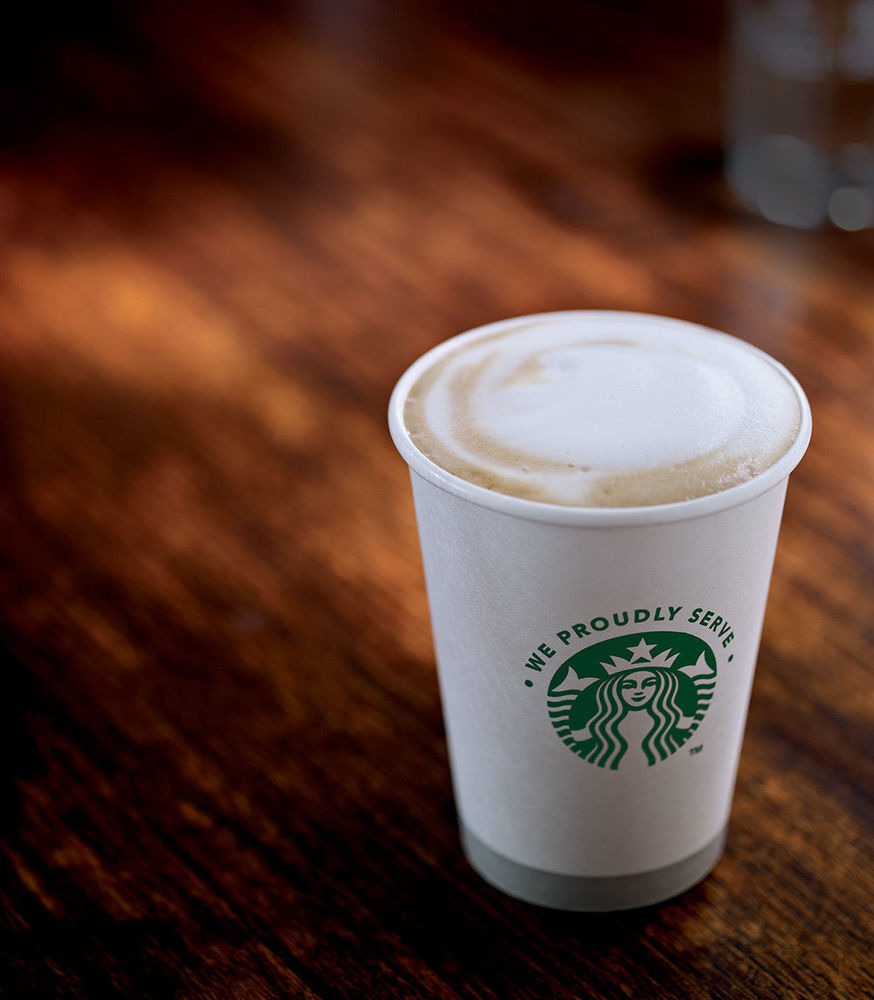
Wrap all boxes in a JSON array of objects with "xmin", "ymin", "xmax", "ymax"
[{"xmin": 547, "ymin": 632, "xmax": 717, "ymax": 770}]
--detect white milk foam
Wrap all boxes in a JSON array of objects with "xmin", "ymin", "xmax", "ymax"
[{"xmin": 403, "ymin": 314, "xmax": 802, "ymax": 507}]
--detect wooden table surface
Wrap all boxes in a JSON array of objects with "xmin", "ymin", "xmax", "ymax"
[{"xmin": 1, "ymin": 1, "xmax": 872, "ymax": 997}]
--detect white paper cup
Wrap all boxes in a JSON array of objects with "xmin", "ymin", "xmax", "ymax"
[{"xmin": 389, "ymin": 312, "xmax": 811, "ymax": 911}]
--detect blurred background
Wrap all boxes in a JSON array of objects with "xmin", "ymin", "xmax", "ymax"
[{"xmin": 0, "ymin": 1, "xmax": 872, "ymax": 998}]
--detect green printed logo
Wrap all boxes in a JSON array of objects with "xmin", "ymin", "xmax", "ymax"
[{"xmin": 547, "ymin": 632, "xmax": 717, "ymax": 770}]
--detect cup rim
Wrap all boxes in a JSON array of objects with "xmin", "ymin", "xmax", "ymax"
[{"xmin": 388, "ymin": 311, "xmax": 812, "ymax": 526}]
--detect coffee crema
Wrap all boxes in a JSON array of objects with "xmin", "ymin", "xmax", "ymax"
[{"xmin": 402, "ymin": 313, "xmax": 802, "ymax": 508}]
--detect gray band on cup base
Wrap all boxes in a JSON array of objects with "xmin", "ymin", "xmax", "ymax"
[{"xmin": 460, "ymin": 823, "xmax": 727, "ymax": 912}]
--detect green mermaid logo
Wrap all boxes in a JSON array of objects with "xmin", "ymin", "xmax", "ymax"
[{"xmin": 547, "ymin": 632, "xmax": 717, "ymax": 769}]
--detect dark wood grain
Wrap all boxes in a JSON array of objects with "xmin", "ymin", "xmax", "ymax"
[{"xmin": 0, "ymin": 1, "xmax": 871, "ymax": 997}]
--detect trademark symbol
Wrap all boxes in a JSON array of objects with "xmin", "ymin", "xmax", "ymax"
[{"xmin": 689, "ymin": 744, "xmax": 703, "ymax": 756}]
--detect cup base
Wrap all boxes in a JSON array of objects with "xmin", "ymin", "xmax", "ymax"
[{"xmin": 460, "ymin": 823, "xmax": 726, "ymax": 911}]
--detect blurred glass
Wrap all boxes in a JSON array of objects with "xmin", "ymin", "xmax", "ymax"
[{"xmin": 725, "ymin": 0, "xmax": 874, "ymax": 229}]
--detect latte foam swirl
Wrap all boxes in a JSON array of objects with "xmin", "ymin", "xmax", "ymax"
[{"xmin": 402, "ymin": 314, "xmax": 802, "ymax": 507}]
